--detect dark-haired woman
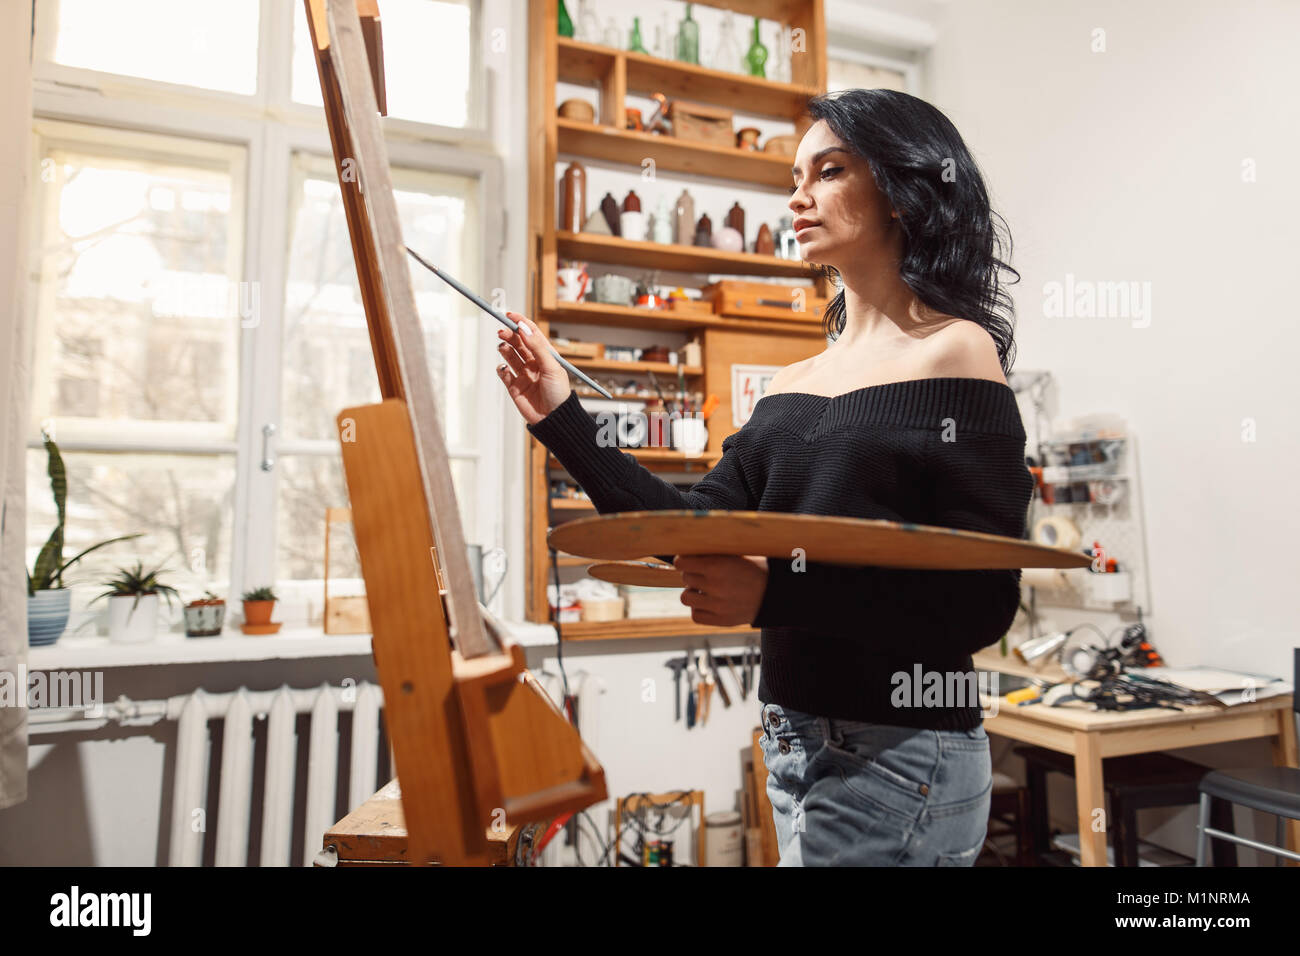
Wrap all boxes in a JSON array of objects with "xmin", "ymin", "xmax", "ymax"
[{"xmin": 496, "ymin": 89, "xmax": 1034, "ymax": 866}]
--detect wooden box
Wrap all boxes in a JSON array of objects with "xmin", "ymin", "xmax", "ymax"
[
  {"xmin": 702, "ymin": 280, "xmax": 827, "ymax": 323},
  {"xmin": 669, "ymin": 99, "xmax": 734, "ymax": 147},
  {"xmin": 324, "ymin": 507, "xmax": 372, "ymax": 634},
  {"xmin": 667, "ymin": 298, "xmax": 713, "ymax": 316},
  {"xmin": 556, "ymin": 339, "xmax": 605, "ymax": 359}
]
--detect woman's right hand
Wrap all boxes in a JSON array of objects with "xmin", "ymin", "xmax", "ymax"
[{"xmin": 495, "ymin": 312, "xmax": 573, "ymax": 426}]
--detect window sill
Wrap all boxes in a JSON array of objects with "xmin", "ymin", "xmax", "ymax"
[{"xmin": 25, "ymin": 619, "xmax": 561, "ymax": 670}]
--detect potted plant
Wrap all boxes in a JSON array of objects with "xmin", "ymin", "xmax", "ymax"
[
  {"xmin": 27, "ymin": 431, "xmax": 142, "ymax": 646},
  {"xmin": 241, "ymin": 586, "xmax": 280, "ymax": 634},
  {"xmin": 184, "ymin": 591, "xmax": 226, "ymax": 638},
  {"xmin": 90, "ymin": 561, "xmax": 180, "ymax": 644}
]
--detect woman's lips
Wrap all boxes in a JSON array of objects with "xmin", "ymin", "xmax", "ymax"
[{"xmin": 795, "ymin": 223, "xmax": 818, "ymax": 235}]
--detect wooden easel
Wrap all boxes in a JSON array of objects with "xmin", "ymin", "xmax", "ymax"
[{"xmin": 307, "ymin": 0, "xmax": 605, "ymax": 866}]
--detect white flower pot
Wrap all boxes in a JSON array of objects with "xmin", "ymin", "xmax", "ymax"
[{"xmin": 107, "ymin": 593, "xmax": 160, "ymax": 644}]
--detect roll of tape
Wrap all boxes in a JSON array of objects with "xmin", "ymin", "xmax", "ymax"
[
  {"xmin": 1033, "ymin": 515, "xmax": 1081, "ymax": 551},
  {"xmin": 1022, "ymin": 568, "xmax": 1070, "ymax": 591}
]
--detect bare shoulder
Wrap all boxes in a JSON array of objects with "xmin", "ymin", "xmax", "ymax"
[
  {"xmin": 922, "ymin": 319, "xmax": 1007, "ymax": 385},
  {"xmin": 765, "ymin": 357, "xmax": 814, "ymax": 395}
]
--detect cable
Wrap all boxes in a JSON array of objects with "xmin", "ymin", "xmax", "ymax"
[
  {"xmin": 616, "ymin": 791, "xmax": 699, "ymax": 866},
  {"xmin": 548, "ymin": 546, "xmax": 571, "ymax": 706}
]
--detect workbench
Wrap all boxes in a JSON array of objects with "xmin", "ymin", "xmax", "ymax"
[{"xmin": 975, "ymin": 648, "xmax": 1298, "ymax": 867}]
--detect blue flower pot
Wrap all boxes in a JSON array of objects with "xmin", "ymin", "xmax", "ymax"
[{"xmin": 28, "ymin": 589, "xmax": 72, "ymax": 646}]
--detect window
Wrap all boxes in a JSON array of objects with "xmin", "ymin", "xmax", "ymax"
[
  {"xmin": 290, "ymin": 0, "xmax": 476, "ymax": 127},
  {"xmin": 277, "ymin": 154, "xmax": 483, "ymax": 582},
  {"xmin": 37, "ymin": 0, "xmax": 262, "ymax": 94},
  {"xmin": 27, "ymin": 0, "xmax": 503, "ymax": 635},
  {"xmin": 827, "ymin": 50, "xmax": 915, "ymax": 95}
]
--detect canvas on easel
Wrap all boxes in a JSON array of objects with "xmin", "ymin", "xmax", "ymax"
[{"xmin": 305, "ymin": 0, "xmax": 605, "ymax": 866}]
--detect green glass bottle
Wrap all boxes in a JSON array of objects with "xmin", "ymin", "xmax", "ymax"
[
  {"xmin": 676, "ymin": 3, "xmax": 699, "ymax": 65},
  {"xmin": 629, "ymin": 16, "xmax": 648, "ymax": 53},
  {"xmin": 746, "ymin": 17, "xmax": 769, "ymax": 78},
  {"xmin": 557, "ymin": 0, "xmax": 574, "ymax": 38}
]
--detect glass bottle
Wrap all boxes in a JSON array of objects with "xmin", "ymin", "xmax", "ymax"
[
  {"xmin": 629, "ymin": 17, "xmax": 648, "ymax": 54},
  {"xmin": 652, "ymin": 195, "xmax": 673, "ymax": 244},
  {"xmin": 657, "ymin": 12, "xmax": 674, "ymax": 58},
  {"xmin": 602, "ymin": 17, "xmax": 620, "ymax": 48},
  {"xmin": 776, "ymin": 215, "xmax": 798, "ymax": 260},
  {"xmin": 775, "ymin": 25, "xmax": 793, "ymax": 82},
  {"xmin": 746, "ymin": 17, "xmax": 769, "ymax": 78},
  {"xmin": 576, "ymin": 0, "xmax": 600, "ymax": 44},
  {"xmin": 674, "ymin": 189, "xmax": 695, "ymax": 246},
  {"xmin": 712, "ymin": 12, "xmax": 742, "ymax": 74},
  {"xmin": 557, "ymin": 0, "xmax": 574, "ymax": 38},
  {"xmin": 676, "ymin": 3, "xmax": 699, "ymax": 65}
]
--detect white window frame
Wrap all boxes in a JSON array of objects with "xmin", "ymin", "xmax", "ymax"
[
  {"xmin": 26, "ymin": 0, "xmax": 507, "ymax": 628},
  {"xmin": 825, "ymin": 43, "xmax": 923, "ymax": 95}
]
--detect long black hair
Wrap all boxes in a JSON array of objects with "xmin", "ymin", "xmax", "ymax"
[{"xmin": 802, "ymin": 88, "xmax": 1019, "ymax": 375}]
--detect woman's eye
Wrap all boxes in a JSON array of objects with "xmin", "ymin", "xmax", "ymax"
[{"xmin": 789, "ymin": 167, "xmax": 843, "ymax": 194}]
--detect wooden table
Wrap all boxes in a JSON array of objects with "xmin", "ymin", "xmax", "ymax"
[{"xmin": 975, "ymin": 649, "xmax": 1298, "ymax": 867}]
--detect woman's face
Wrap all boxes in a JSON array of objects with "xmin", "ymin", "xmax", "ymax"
[{"xmin": 787, "ymin": 119, "xmax": 897, "ymax": 272}]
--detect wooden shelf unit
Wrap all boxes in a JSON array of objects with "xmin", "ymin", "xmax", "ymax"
[{"xmin": 526, "ymin": 0, "xmax": 831, "ymax": 626}]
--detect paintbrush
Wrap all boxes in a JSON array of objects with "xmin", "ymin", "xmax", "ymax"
[
  {"xmin": 405, "ymin": 245, "xmax": 613, "ymax": 399},
  {"xmin": 647, "ymin": 370, "xmax": 673, "ymax": 414}
]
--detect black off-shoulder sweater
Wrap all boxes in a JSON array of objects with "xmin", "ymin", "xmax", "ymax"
[{"xmin": 526, "ymin": 377, "xmax": 1035, "ymax": 730}]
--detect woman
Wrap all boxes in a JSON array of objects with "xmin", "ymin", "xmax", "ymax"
[{"xmin": 494, "ymin": 89, "xmax": 1033, "ymax": 866}]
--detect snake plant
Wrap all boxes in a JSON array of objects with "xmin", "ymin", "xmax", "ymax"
[{"xmin": 27, "ymin": 431, "xmax": 142, "ymax": 595}]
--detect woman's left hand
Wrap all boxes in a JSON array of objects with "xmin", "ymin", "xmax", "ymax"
[{"xmin": 674, "ymin": 554, "xmax": 769, "ymax": 627}]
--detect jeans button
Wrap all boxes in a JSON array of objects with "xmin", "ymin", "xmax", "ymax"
[
  {"xmin": 919, "ymin": 783, "xmax": 929, "ymax": 796},
  {"xmin": 778, "ymin": 740, "xmax": 791, "ymax": 754}
]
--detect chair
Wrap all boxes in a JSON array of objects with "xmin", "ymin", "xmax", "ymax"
[
  {"xmin": 1195, "ymin": 649, "xmax": 1300, "ymax": 866},
  {"xmin": 1015, "ymin": 744, "xmax": 1236, "ymax": 866}
]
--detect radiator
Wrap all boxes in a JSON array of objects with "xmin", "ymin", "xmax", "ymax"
[{"xmin": 30, "ymin": 681, "xmax": 386, "ymax": 867}]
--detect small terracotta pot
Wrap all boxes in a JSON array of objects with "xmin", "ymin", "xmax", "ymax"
[{"xmin": 243, "ymin": 599, "xmax": 276, "ymax": 626}]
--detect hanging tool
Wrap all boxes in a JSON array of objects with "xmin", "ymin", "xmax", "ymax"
[
  {"xmin": 685, "ymin": 651, "xmax": 697, "ymax": 729},
  {"xmin": 665, "ymin": 657, "xmax": 687, "ymax": 722},
  {"xmin": 698, "ymin": 651, "xmax": 714, "ymax": 724},
  {"xmin": 703, "ymin": 640, "xmax": 731, "ymax": 708},
  {"xmin": 724, "ymin": 654, "xmax": 744, "ymax": 702}
]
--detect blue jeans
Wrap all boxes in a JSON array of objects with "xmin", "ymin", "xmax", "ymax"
[{"xmin": 758, "ymin": 702, "xmax": 992, "ymax": 866}]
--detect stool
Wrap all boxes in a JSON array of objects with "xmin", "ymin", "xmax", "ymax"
[
  {"xmin": 1014, "ymin": 745, "xmax": 1237, "ymax": 866},
  {"xmin": 1195, "ymin": 648, "xmax": 1300, "ymax": 865},
  {"xmin": 983, "ymin": 771, "xmax": 1032, "ymax": 866},
  {"xmin": 1195, "ymin": 767, "xmax": 1300, "ymax": 865}
]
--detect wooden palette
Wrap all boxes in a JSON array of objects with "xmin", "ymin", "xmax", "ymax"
[
  {"xmin": 549, "ymin": 510, "xmax": 1093, "ymax": 571},
  {"xmin": 588, "ymin": 561, "xmax": 684, "ymax": 588}
]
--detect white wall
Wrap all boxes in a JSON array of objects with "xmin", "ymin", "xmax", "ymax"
[
  {"xmin": 922, "ymin": 0, "xmax": 1300, "ymax": 862},
  {"xmin": 924, "ymin": 0, "xmax": 1299, "ymax": 679}
]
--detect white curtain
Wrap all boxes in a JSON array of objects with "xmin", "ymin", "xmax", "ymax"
[{"xmin": 0, "ymin": 0, "xmax": 33, "ymax": 810}]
